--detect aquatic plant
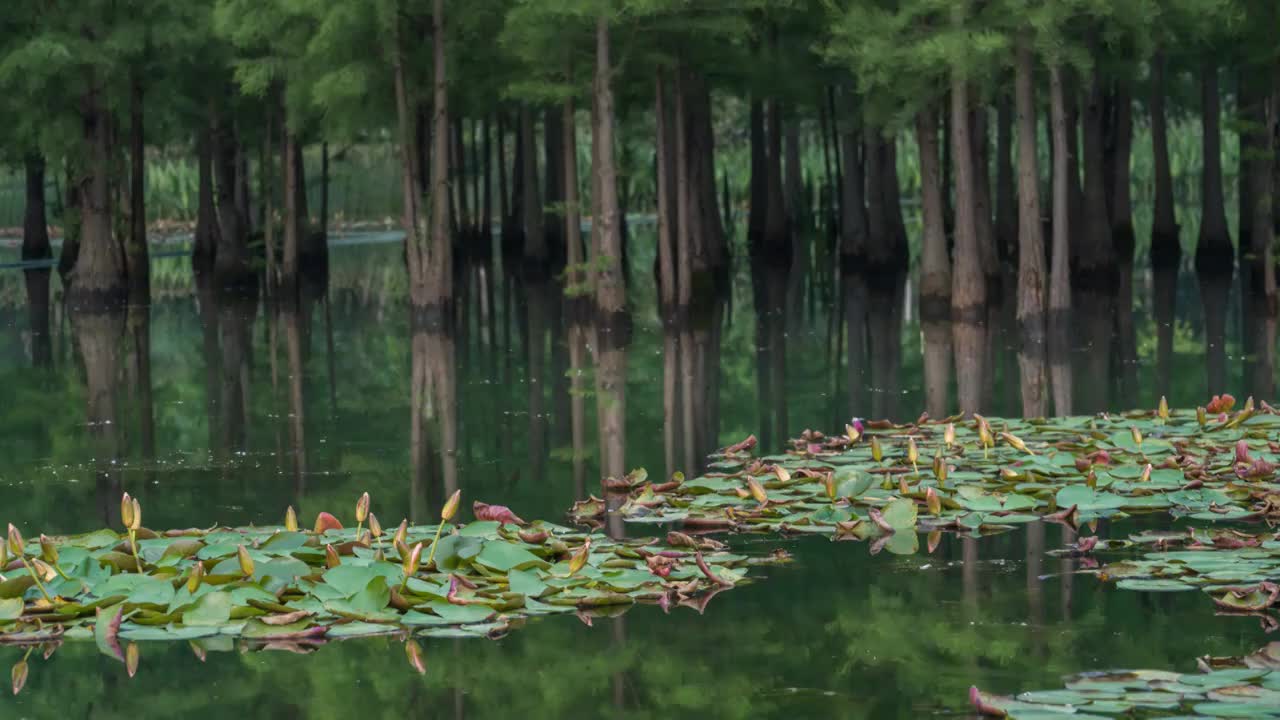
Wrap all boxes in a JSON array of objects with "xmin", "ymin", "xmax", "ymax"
[{"xmin": 574, "ymin": 400, "xmax": 1280, "ymax": 549}]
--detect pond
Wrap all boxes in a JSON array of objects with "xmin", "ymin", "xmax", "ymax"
[{"xmin": 0, "ymin": 236, "xmax": 1274, "ymax": 718}]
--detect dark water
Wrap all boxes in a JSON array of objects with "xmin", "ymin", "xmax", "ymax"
[{"xmin": 0, "ymin": 237, "xmax": 1273, "ymax": 718}]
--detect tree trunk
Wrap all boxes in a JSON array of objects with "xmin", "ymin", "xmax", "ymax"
[
  {"xmin": 59, "ymin": 164, "xmax": 81, "ymax": 284},
  {"xmin": 839, "ymin": 94, "xmax": 867, "ymax": 271},
  {"xmin": 543, "ymin": 108, "xmax": 565, "ymax": 270},
  {"xmin": 1048, "ymin": 64, "xmax": 1073, "ymax": 415},
  {"xmin": 995, "ymin": 92, "xmax": 1017, "ymax": 266},
  {"xmin": 519, "ymin": 106, "xmax": 545, "ymax": 270},
  {"xmin": 392, "ymin": 12, "xmax": 423, "ymax": 303},
  {"xmin": 1109, "ymin": 81, "xmax": 1134, "ymax": 260},
  {"xmin": 1149, "ymin": 50, "xmax": 1180, "ymax": 269},
  {"xmin": 23, "ymin": 154, "xmax": 53, "ymax": 367},
  {"xmin": 916, "ymin": 107, "xmax": 950, "ymax": 319},
  {"xmin": 1014, "ymin": 36, "xmax": 1048, "ymax": 417},
  {"xmin": 748, "ymin": 100, "xmax": 766, "ymax": 255},
  {"xmin": 763, "ymin": 98, "xmax": 790, "ymax": 260},
  {"xmin": 655, "ymin": 70, "xmax": 677, "ymax": 316},
  {"xmin": 320, "ymin": 141, "xmax": 330, "ymax": 242},
  {"xmin": 126, "ymin": 71, "xmax": 149, "ymax": 304},
  {"xmin": 1077, "ymin": 66, "xmax": 1115, "ymax": 290},
  {"xmin": 23, "ymin": 155, "xmax": 51, "ymax": 263},
  {"xmin": 193, "ymin": 129, "xmax": 218, "ymax": 269},
  {"xmin": 951, "ymin": 39, "xmax": 985, "ymax": 415},
  {"xmin": 882, "ymin": 135, "xmax": 909, "ymax": 270},
  {"xmin": 1197, "ymin": 60, "xmax": 1232, "ymax": 272},
  {"xmin": 213, "ymin": 109, "xmax": 252, "ymax": 288},
  {"xmin": 593, "ymin": 15, "xmax": 625, "ymax": 322},
  {"xmin": 972, "ymin": 105, "xmax": 999, "ymax": 291},
  {"xmin": 282, "ymin": 126, "xmax": 302, "ymax": 296},
  {"xmin": 784, "ymin": 109, "xmax": 803, "ymax": 232},
  {"xmin": 1243, "ymin": 68, "xmax": 1277, "ymax": 310},
  {"xmin": 421, "ymin": 0, "xmax": 452, "ymax": 314},
  {"xmin": 72, "ymin": 74, "xmax": 127, "ymax": 308},
  {"xmin": 674, "ymin": 67, "xmax": 692, "ymax": 308}
]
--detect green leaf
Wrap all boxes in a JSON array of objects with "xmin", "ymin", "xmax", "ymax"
[{"xmin": 182, "ymin": 591, "xmax": 233, "ymax": 626}]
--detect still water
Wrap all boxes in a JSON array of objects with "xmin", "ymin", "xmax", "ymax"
[{"xmin": 0, "ymin": 236, "xmax": 1273, "ymax": 718}]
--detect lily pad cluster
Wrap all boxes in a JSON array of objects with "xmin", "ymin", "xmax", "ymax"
[
  {"xmin": 572, "ymin": 398, "xmax": 1280, "ymax": 542},
  {"xmin": 970, "ymin": 642, "xmax": 1280, "ymax": 718},
  {"xmin": 0, "ymin": 491, "xmax": 788, "ymax": 691},
  {"xmin": 1077, "ymin": 527, "xmax": 1280, "ymax": 623}
]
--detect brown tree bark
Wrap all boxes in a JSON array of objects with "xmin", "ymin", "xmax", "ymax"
[
  {"xmin": 1048, "ymin": 63, "xmax": 1073, "ymax": 415},
  {"xmin": 950, "ymin": 37, "xmax": 986, "ymax": 415},
  {"xmin": 593, "ymin": 15, "xmax": 625, "ymax": 321},
  {"xmin": 1014, "ymin": 36, "xmax": 1048, "ymax": 417},
  {"xmin": 839, "ymin": 95, "xmax": 867, "ymax": 271},
  {"xmin": 995, "ymin": 92, "xmax": 1017, "ymax": 266},
  {"xmin": 655, "ymin": 70, "xmax": 677, "ymax": 316},
  {"xmin": 282, "ymin": 126, "xmax": 302, "ymax": 295},
  {"xmin": 916, "ymin": 107, "xmax": 950, "ymax": 319},
  {"xmin": 762, "ymin": 98, "xmax": 790, "ymax": 260},
  {"xmin": 71, "ymin": 72, "xmax": 127, "ymax": 308}
]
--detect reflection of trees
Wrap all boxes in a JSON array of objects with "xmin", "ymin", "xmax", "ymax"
[
  {"xmin": 1198, "ymin": 268, "xmax": 1231, "ymax": 395},
  {"xmin": 844, "ymin": 270, "xmax": 906, "ymax": 420},
  {"xmin": 678, "ymin": 292, "xmax": 726, "ymax": 476},
  {"xmin": 215, "ymin": 293, "xmax": 257, "ymax": 458},
  {"xmin": 752, "ymin": 262, "xmax": 788, "ymax": 445},
  {"xmin": 71, "ymin": 306, "xmax": 125, "ymax": 528},
  {"xmin": 410, "ymin": 312, "xmax": 457, "ymax": 523},
  {"xmin": 1074, "ymin": 290, "xmax": 1114, "ymax": 414},
  {"xmin": 1152, "ymin": 266, "xmax": 1178, "ymax": 400}
]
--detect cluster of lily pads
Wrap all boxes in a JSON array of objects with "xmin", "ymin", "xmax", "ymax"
[
  {"xmin": 0, "ymin": 491, "xmax": 788, "ymax": 692},
  {"xmin": 970, "ymin": 642, "xmax": 1280, "ymax": 718},
  {"xmin": 1060, "ymin": 526, "xmax": 1280, "ymax": 628},
  {"xmin": 572, "ymin": 396, "xmax": 1280, "ymax": 547}
]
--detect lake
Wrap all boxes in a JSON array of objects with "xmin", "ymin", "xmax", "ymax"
[{"xmin": 0, "ymin": 235, "xmax": 1272, "ymax": 718}]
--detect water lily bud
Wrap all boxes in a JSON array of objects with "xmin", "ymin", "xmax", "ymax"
[
  {"xmin": 823, "ymin": 474, "xmax": 836, "ymax": 501},
  {"xmin": 1086, "ymin": 471, "xmax": 1098, "ymax": 489},
  {"xmin": 393, "ymin": 520, "xmax": 409, "ymax": 547},
  {"xmin": 927, "ymin": 531, "xmax": 942, "ymax": 554},
  {"xmin": 1196, "ymin": 406, "xmax": 1207, "ymax": 426},
  {"xmin": 978, "ymin": 423, "xmax": 993, "ymax": 450},
  {"xmin": 1244, "ymin": 396, "xmax": 1255, "ymax": 412},
  {"xmin": 402, "ymin": 542, "xmax": 423, "ymax": 577},
  {"xmin": 1140, "ymin": 463, "xmax": 1152, "ymax": 483},
  {"xmin": 129, "ymin": 499, "xmax": 142, "ymax": 531},
  {"xmin": 906, "ymin": 437, "xmax": 919, "ymax": 465},
  {"xmin": 355, "ymin": 492, "xmax": 370, "ymax": 524},
  {"xmin": 325, "ymin": 544, "xmax": 341, "ymax": 569},
  {"xmin": 936, "ymin": 456, "xmax": 949, "ymax": 485},
  {"xmin": 898, "ymin": 475, "xmax": 909, "ymax": 495},
  {"xmin": 38, "ymin": 535, "xmax": 58, "ymax": 565},
  {"xmin": 441, "ymin": 490, "xmax": 461, "ymax": 522},
  {"xmin": 11, "ymin": 659, "xmax": 27, "ymax": 695},
  {"xmin": 870, "ymin": 437, "xmax": 883, "ymax": 463},
  {"xmin": 121, "ymin": 493, "xmax": 134, "ymax": 529},
  {"xmin": 29, "ymin": 559, "xmax": 56, "ymax": 582},
  {"xmin": 0, "ymin": 539, "xmax": 7, "ymax": 567},
  {"xmin": 237, "ymin": 545, "xmax": 255, "ymax": 577},
  {"xmin": 1130, "ymin": 426, "xmax": 1143, "ymax": 446},
  {"xmin": 746, "ymin": 477, "xmax": 768, "ymax": 505},
  {"xmin": 6, "ymin": 525, "xmax": 24, "ymax": 557},
  {"xmin": 284, "ymin": 506, "xmax": 298, "ymax": 532},
  {"xmin": 567, "ymin": 538, "xmax": 591, "ymax": 576},
  {"xmin": 394, "ymin": 539, "xmax": 411, "ymax": 563},
  {"xmin": 1000, "ymin": 432, "xmax": 1031, "ymax": 455},
  {"xmin": 126, "ymin": 642, "xmax": 139, "ymax": 678},
  {"xmin": 405, "ymin": 639, "xmax": 427, "ymax": 674},
  {"xmin": 845, "ymin": 423, "xmax": 860, "ymax": 443},
  {"xmin": 187, "ymin": 561, "xmax": 205, "ymax": 593},
  {"xmin": 1158, "ymin": 396, "xmax": 1169, "ymax": 420},
  {"xmin": 943, "ymin": 423, "xmax": 956, "ymax": 447},
  {"xmin": 773, "ymin": 465, "xmax": 791, "ymax": 483},
  {"xmin": 1000, "ymin": 468, "xmax": 1019, "ymax": 480},
  {"xmin": 925, "ymin": 487, "xmax": 941, "ymax": 516},
  {"xmin": 368, "ymin": 513, "xmax": 383, "ymax": 539}
]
